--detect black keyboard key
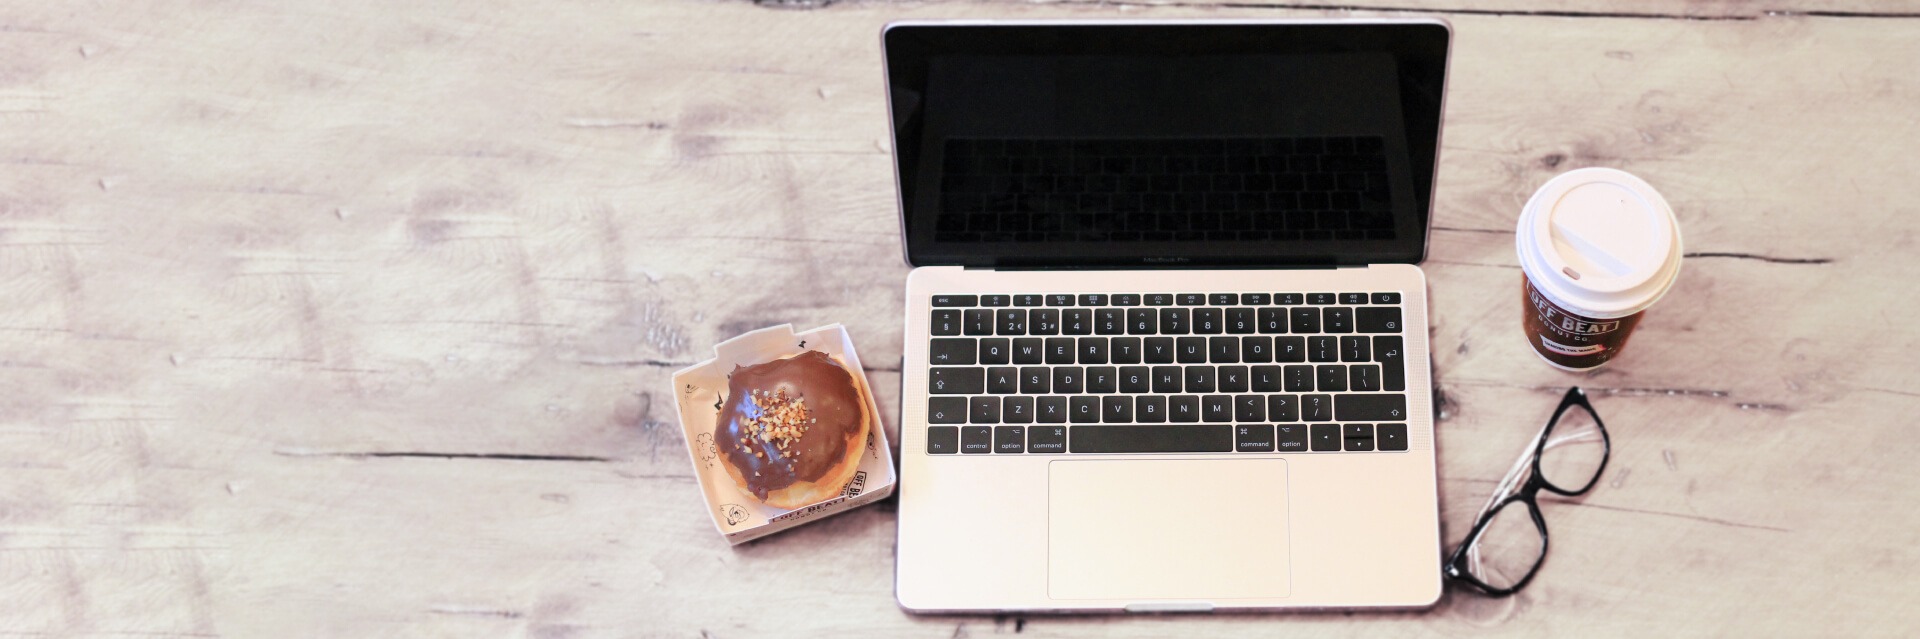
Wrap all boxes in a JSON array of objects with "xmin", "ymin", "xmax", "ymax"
[
  {"xmin": 930, "ymin": 338, "xmax": 975, "ymax": 365},
  {"xmin": 1275, "ymin": 424, "xmax": 1309, "ymax": 452},
  {"xmin": 927, "ymin": 426, "xmax": 959, "ymax": 454},
  {"xmin": 931, "ymin": 309, "xmax": 963, "ymax": 336},
  {"xmin": 1303, "ymin": 394, "xmax": 1333, "ymax": 421},
  {"xmin": 1284, "ymin": 365, "xmax": 1313, "ymax": 392},
  {"xmin": 1236, "ymin": 394, "xmax": 1266, "ymax": 422},
  {"xmin": 932, "ymin": 295, "xmax": 976, "ymax": 307},
  {"xmin": 1316, "ymin": 365, "xmax": 1348, "ymax": 392},
  {"xmin": 1126, "ymin": 308, "xmax": 1158, "ymax": 335},
  {"xmin": 1357, "ymin": 307, "xmax": 1402, "ymax": 334},
  {"xmin": 1028, "ymin": 425, "xmax": 1067, "ymax": 453},
  {"xmin": 1020, "ymin": 367, "xmax": 1051, "ymax": 394},
  {"xmin": 981, "ymin": 295, "xmax": 1011, "ymax": 307},
  {"xmin": 1071, "ymin": 396, "xmax": 1100, "ymax": 423},
  {"xmin": 1350, "ymin": 364, "xmax": 1381, "ymax": 392},
  {"xmin": 1377, "ymin": 423, "xmax": 1408, "ymax": 451},
  {"xmin": 1218, "ymin": 366, "xmax": 1248, "ymax": 393},
  {"xmin": 1048, "ymin": 294, "xmax": 1075, "ymax": 306},
  {"xmin": 961, "ymin": 426, "xmax": 994, "ymax": 453},
  {"xmin": 1251, "ymin": 365, "xmax": 1283, "ymax": 392},
  {"xmin": 1225, "ymin": 308, "xmax": 1257, "ymax": 334},
  {"xmin": 1340, "ymin": 336, "xmax": 1371, "ymax": 362},
  {"xmin": 1152, "ymin": 366, "xmax": 1182, "ymax": 393},
  {"xmin": 1014, "ymin": 294, "xmax": 1045, "ymax": 307},
  {"xmin": 1201, "ymin": 395, "xmax": 1233, "ymax": 422},
  {"xmin": 1063, "ymin": 308, "xmax": 1093, "ymax": 335},
  {"xmin": 1193, "ymin": 308, "xmax": 1223, "ymax": 334},
  {"xmin": 1243, "ymin": 293, "xmax": 1272, "ymax": 305},
  {"xmin": 1276, "ymin": 293, "xmax": 1305, "ymax": 305},
  {"xmin": 1136, "ymin": 395, "xmax": 1168, "ymax": 423},
  {"xmin": 1307, "ymin": 293, "xmax": 1336, "ymax": 305},
  {"xmin": 1144, "ymin": 293, "xmax": 1175, "ymax": 306},
  {"xmin": 980, "ymin": 338, "xmax": 1011, "ymax": 365},
  {"xmin": 1242, "ymin": 336, "xmax": 1273, "ymax": 363},
  {"xmin": 930, "ymin": 368, "xmax": 984, "ymax": 394},
  {"xmin": 1013, "ymin": 338, "xmax": 1044, "ymax": 364},
  {"xmin": 987, "ymin": 367, "xmax": 1018, "ymax": 394},
  {"xmin": 1110, "ymin": 337, "xmax": 1142, "ymax": 364},
  {"xmin": 965, "ymin": 309, "xmax": 994, "ymax": 335},
  {"xmin": 1160, "ymin": 307, "xmax": 1191, "ymax": 334},
  {"xmin": 1112, "ymin": 294, "xmax": 1141, "ymax": 306},
  {"xmin": 1291, "ymin": 308, "xmax": 1321, "ymax": 333},
  {"xmin": 928, "ymin": 397, "xmax": 967, "ymax": 424},
  {"xmin": 1210, "ymin": 336, "xmax": 1241, "ymax": 363},
  {"xmin": 970, "ymin": 396, "xmax": 1000, "ymax": 423},
  {"xmin": 1070, "ymin": 425, "xmax": 1233, "ymax": 453},
  {"xmin": 1371, "ymin": 292, "xmax": 1401, "ymax": 305},
  {"xmin": 1257, "ymin": 307, "xmax": 1287, "ymax": 334},
  {"xmin": 1276, "ymin": 336, "xmax": 1306, "ymax": 362},
  {"xmin": 1340, "ymin": 292, "xmax": 1368, "ymax": 305},
  {"xmin": 1144, "ymin": 337, "xmax": 1175, "ymax": 363},
  {"xmin": 1053, "ymin": 367, "xmax": 1085, "ymax": 393},
  {"xmin": 1120, "ymin": 366, "xmax": 1151, "ymax": 393},
  {"xmin": 1309, "ymin": 424, "xmax": 1341, "ymax": 451},
  {"xmin": 1102, "ymin": 396, "xmax": 1134, "ymax": 422},
  {"xmin": 1095, "ymin": 308, "xmax": 1125, "ymax": 335},
  {"xmin": 1087, "ymin": 367, "xmax": 1118, "ymax": 393},
  {"xmin": 1210, "ymin": 293, "xmax": 1238, "ymax": 306},
  {"xmin": 1170, "ymin": 395, "xmax": 1200, "ymax": 422},
  {"xmin": 1343, "ymin": 424, "xmax": 1375, "ymax": 452},
  {"xmin": 1375, "ymin": 336, "xmax": 1406, "ymax": 392},
  {"xmin": 1030, "ymin": 309, "xmax": 1061, "ymax": 335},
  {"xmin": 1078, "ymin": 294, "xmax": 1107, "ymax": 306},
  {"xmin": 1176, "ymin": 337, "xmax": 1207, "ymax": 363},
  {"xmin": 998, "ymin": 309, "xmax": 1028, "ymax": 335},
  {"xmin": 1336, "ymin": 393, "xmax": 1407, "ymax": 422},
  {"xmin": 1323, "ymin": 307, "xmax": 1353, "ymax": 333},
  {"xmin": 1077, "ymin": 337, "xmax": 1109, "ymax": 364},
  {"xmin": 1003, "ymin": 397, "xmax": 1034, "ymax": 424},
  {"xmin": 1236, "ymin": 425, "xmax": 1275, "ymax": 452},
  {"xmin": 1037, "ymin": 396, "xmax": 1068, "ymax": 423},
  {"xmin": 1178, "ymin": 293, "xmax": 1206, "ymax": 306},
  {"xmin": 1046, "ymin": 337, "xmax": 1075, "ymax": 364},
  {"xmin": 1184, "ymin": 366, "xmax": 1216, "ymax": 393},
  {"xmin": 1268, "ymin": 394, "xmax": 1299, "ymax": 422},
  {"xmin": 1308, "ymin": 336, "xmax": 1337, "ymax": 362}
]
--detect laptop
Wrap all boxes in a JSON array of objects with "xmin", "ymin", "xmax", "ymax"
[{"xmin": 887, "ymin": 19, "xmax": 1451, "ymax": 613}]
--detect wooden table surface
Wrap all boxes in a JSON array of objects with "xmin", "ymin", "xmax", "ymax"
[{"xmin": 4, "ymin": 0, "xmax": 1918, "ymax": 636}]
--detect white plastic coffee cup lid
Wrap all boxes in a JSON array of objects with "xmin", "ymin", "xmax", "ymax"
[{"xmin": 1516, "ymin": 168, "xmax": 1682, "ymax": 318}]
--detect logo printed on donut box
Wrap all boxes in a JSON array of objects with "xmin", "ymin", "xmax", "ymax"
[{"xmin": 1530, "ymin": 289, "xmax": 1621, "ymax": 336}]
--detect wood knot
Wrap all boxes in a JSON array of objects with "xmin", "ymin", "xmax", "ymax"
[{"xmin": 1541, "ymin": 153, "xmax": 1566, "ymax": 169}]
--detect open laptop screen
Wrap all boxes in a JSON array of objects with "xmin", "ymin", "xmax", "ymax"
[{"xmin": 885, "ymin": 21, "xmax": 1450, "ymax": 268}]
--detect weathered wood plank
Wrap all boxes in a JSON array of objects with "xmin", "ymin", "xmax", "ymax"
[{"xmin": 0, "ymin": 0, "xmax": 1915, "ymax": 636}]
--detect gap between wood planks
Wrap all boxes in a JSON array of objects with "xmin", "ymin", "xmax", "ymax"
[
  {"xmin": 749, "ymin": 0, "xmax": 1920, "ymax": 21},
  {"xmin": 273, "ymin": 449, "xmax": 614, "ymax": 463}
]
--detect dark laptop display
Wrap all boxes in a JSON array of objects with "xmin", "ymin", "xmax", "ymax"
[{"xmin": 884, "ymin": 23, "xmax": 1450, "ymax": 268}]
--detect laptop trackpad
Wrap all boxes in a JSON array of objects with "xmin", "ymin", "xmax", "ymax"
[{"xmin": 1048, "ymin": 459, "xmax": 1291, "ymax": 601}]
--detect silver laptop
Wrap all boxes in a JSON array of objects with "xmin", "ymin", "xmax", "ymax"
[{"xmin": 887, "ymin": 19, "xmax": 1452, "ymax": 613}]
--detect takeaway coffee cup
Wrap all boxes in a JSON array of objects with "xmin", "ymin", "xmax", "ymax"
[{"xmin": 1516, "ymin": 168, "xmax": 1683, "ymax": 371}]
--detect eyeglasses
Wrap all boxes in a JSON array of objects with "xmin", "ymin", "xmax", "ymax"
[{"xmin": 1444, "ymin": 387, "xmax": 1610, "ymax": 597}]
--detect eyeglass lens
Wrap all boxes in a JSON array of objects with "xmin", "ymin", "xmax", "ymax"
[
  {"xmin": 1537, "ymin": 401, "xmax": 1606, "ymax": 493},
  {"xmin": 1464, "ymin": 499, "xmax": 1545, "ymax": 591}
]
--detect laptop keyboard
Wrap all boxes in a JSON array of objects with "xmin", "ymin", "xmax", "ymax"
[
  {"xmin": 923, "ymin": 293, "xmax": 1411, "ymax": 455},
  {"xmin": 935, "ymin": 136, "xmax": 1396, "ymax": 243}
]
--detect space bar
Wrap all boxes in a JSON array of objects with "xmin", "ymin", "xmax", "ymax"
[{"xmin": 1069, "ymin": 425, "xmax": 1234, "ymax": 453}]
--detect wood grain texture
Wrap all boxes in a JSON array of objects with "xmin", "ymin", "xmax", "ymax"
[{"xmin": 0, "ymin": 0, "xmax": 1916, "ymax": 636}]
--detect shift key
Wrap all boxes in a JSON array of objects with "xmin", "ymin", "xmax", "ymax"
[
  {"xmin": 930, "ymin": 368, "xmax": 985, "ymax": 394},
  {"xmin": 1336, "ymin": 393, "xmax": 1407, "ymax": 421}
]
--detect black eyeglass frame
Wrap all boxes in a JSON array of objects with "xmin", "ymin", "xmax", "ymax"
[{"xmin": 1443, "ymin": 386, "xmax": 1611, "ymax": 597}]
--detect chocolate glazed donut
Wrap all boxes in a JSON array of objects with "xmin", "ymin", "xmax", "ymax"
[{"xmin": 715, "ymin": 350, "xmax": 871, "ymax": 509}]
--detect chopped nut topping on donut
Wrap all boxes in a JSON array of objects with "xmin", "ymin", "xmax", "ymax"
[{"xmin": 733, "ymin": 387, "xmax": 812, "ymax": 460}]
